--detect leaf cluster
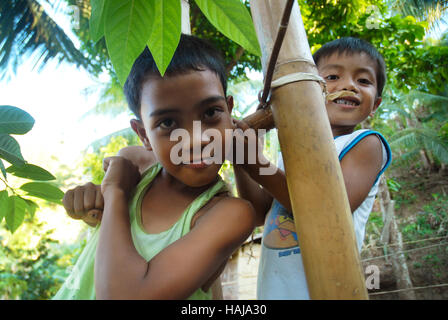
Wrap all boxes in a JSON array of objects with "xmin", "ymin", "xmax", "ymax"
[
  {"xmin": 0, "ymin": 106, "xmax": 64, "ymax": 234},
  {"xmin": 0, "ymin": 224, "xmax": 86, "ymax": 299},
  {"xmin": 84, "ymin": 0, "xmax": 261, "ymax": 85}
]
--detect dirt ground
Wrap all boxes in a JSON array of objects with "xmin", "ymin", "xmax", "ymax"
[{"xmin": 363, "ymin": 170, "xmax": 448, "ymax": 300}]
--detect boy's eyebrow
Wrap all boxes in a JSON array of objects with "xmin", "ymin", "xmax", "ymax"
[
  {"xmin": 149, "ymin": 96, "xmax": 226, "ymax": 118},
  {"xmin": 194, "ymin": 96, "xmax": 227, "ymax": 109},
  {"xmin": 321, "ymin": 64, "xmax": 375, "ymax": 75}
]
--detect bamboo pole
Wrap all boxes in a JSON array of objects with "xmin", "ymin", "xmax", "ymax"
[{"xmin": 249, "ymin": 0, "xmax": 368, "ymax": 299}]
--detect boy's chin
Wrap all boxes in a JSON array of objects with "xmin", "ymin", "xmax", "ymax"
[{"xmin": 172, "ymin": 163, "xmax": 223, "ymax": 188}]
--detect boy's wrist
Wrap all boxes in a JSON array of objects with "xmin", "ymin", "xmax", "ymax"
[{"xmin": 102, "ymin": 186, "xmax": 128, "ymax": 201}]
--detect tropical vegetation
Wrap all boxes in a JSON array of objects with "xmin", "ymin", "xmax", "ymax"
[{"xmin": 0, "ymin": 0, "xmax": 447, "ymax": 299}]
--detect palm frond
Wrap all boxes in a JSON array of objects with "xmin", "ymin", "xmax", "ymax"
[
  {"xmin": 0, "ymin": 0, "xmax": 91, "ymax": 78},
  {"xmin": 392, "ymin": 0, "xmax": 448, "ymax": 30},
  {"xmin": 390, "ymin": 127, "xmax": 448, "ymax": 164},
  {"xmin": 406, "ymin": 90, "xmax": 448, "ymax": 104}
]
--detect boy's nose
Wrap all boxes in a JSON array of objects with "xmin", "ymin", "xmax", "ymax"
[
  {"xmin": 188, "ymin": 121, "xmax": 212, "ymax": 159},
  {"xmin": 339, "ymin": 77, "xmax": 358, "ymax": 92}
]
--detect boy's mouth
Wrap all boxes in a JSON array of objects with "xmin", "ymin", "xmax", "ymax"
[
  {"xmin": 184, "ymin": 157, "xmax": 216, "ymax": 168},
  {"xmin": 333, "ymin": 97, "xmax": 360, "ymax": 107},
  {"xmin": 327, "ymin": 90, "xmax": 360, "ymax": 107},
  {"xmin": 185, "ymin": 162, "xmax": 209, "ymax": 169}
]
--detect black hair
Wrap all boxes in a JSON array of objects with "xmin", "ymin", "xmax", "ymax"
[
  {"xmin": 313, "ymin": 37, "xmax": 387, "ymax": 97},
  {"xmin": 124, "ymin": 34, "xmax": 227, "ymax": 119}
]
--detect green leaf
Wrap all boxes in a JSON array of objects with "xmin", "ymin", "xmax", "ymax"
[
  {"xmin": 0, "ymin": 190, "xmax": 8, "ymax": 223},
  {"xmin": 5, "ymin": 195, "xmax": 28, "ymax": 233},
  {"xmin": 0, "ymin": 159, "xmax": 6, "ymax": 180},
  {"xmin": 6, "ymin": 163, "xmax": 56, "ymax": 181},
  {"xmin": 147, "ymin": 0, "xmax": 182, "ymax": 76},
  {"xmin": 0, "ymin": 134, "xmax": 25, "ymax": 166},
  {"xmin": 23, "ymin": 198, "xmax": 39, "ymax": 219},
  {"xmin": 194, "ymin": 0, "xmax": 261, "ymax": 56},
  {"xmin": 105, "ymin": 0, "xmax": 155, "ymax": 85},
  {"xmin": 20, "ymin": 182, "xmax": 64, "ymax": 204},
  {"xmin": 0, "ymin": 105, "xmax": 35, "ymax": 135},
  {"xmin": 90, "ymin": 0, "xmax": 108, "ymax": 43}
]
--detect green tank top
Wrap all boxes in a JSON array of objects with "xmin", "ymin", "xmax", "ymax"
[{"xmin": 53, "ymin": 162, "xmax": 227, "ymax": 300}]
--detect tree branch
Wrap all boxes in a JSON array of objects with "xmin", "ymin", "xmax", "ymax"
[{"xmin": 225, "ymin": 46, "xmax": 245, "ymax": 76}]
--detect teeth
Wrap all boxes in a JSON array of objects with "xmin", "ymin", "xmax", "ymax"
[{"xmin": 334, "ymin": 99, "xmax": 357, "ymax": 106}]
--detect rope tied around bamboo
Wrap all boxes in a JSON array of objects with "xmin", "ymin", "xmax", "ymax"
[{"xmin": 244, "ymin": 0, "xmax": 327, "ymax": 131}]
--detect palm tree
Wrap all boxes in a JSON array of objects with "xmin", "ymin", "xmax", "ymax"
[
  {"xmin": 386, "ymin": 90, "xmax": 448, "ymax": 171},
  {"xmin": 391, "ymin": 0, "xmax": 448, "ymax": 30},
  {"xmin": 0, "ymin": 0, "xmax": 92, "ymax": 78}
]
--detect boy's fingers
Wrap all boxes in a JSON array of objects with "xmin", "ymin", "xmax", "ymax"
[
  {"xmin": 73, "ymin": 186, "xmax": 86, "ymax": 217},
  {"xmin": 103, "ymin": 156, "xmax": 118, "ymax": 172},
  {"xmin": 95, "ymin": 185, "xmax": 104, "ymax": 210},
  {"xmin": 62, "ymin": 189, "xmax": 76, "ymax": 217},
  {"xmin": 83, "ymin": 183, "xmax": 96, "ymax": 211},
  {"xmin": 233, "ymin": 119, "xmax": 250, "ymax": 130}
]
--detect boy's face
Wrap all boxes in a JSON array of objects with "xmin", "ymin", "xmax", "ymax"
[
  {"xmin": 131, "ymin": 69, "xmax": 234, "ymax": 187},
  {"xmin": 317, "ymin": 52, "xmax": 382, "ymax": 132}
]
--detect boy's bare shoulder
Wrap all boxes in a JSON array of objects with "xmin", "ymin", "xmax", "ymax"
[
  {"xmin": 340, "ymin": 133, "xmax": 383, "ymax": 179},
  {"xmin": 344, "ymin": 134, "xmax": 383, "ymax": 162},
  {"xmin": 117, "ymin": 146, "xmax": 156, "ymax": 173},
  {"xmin": 192, "ymin": 194, "xmax": 256, "ymax": 237}
]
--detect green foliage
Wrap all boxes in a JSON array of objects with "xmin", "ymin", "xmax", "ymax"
[
  {"xmin": 104, "ymin": 0, "xmax": 157, "ymax": 83},
  {"xmin": 82, "ymin": 135, "xmax": 137, "ymax": 184},
  {"xmin": 0, "ymin": 105, "xmax": 63, "ymax": 234},
  {"xmin": 194, "ymin": 0, "xmax": 261, "ymax": 56},
  {"xmin": 146, "ymin": 0, "xmax": 182, "ymax": 77},
  {"xmin": 391, "ymin": 0, "xmax": 448, "ymax": 30},
  {"xmin": 0, "ymin": 0, "xmax": 94, "ymax": 78},
  {"xmin": 0, "ymin": 221, "xmax": 86, "ymax": 299},
  {"xmin": 89, "ymin": 0, "xmax": 260, "ymax": 84},
  {"xmin": 401, "ymin": 193, "xmax": 448, "ymax": 242}
]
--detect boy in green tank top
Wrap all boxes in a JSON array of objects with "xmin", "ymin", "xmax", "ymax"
[{"xmin": 56, "ymin": 34, "xmax": 255, "ymax": 300}]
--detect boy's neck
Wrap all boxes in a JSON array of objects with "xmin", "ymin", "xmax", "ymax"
[
  {"xmin": 159, "ymin": 167, "xmax": 219, "ymax": 195},
  {"xmin": 331, "ymin": 126, "xmax": 355, "ymax": 138}
]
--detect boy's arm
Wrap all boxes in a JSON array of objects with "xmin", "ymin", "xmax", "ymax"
[
  {"xmin": 234, "ymin": 162, "xmax": 292, "ymax": 220},
  {"xmin": 233, "ymin": 164, "xmax": 272, "ymax": 226},
  {"xmin": 62, "ymin": 146, "xmax": 154, "ymax": 226},
  {"xmin": 231, "ymin": 119, "xmax": 291, "ymax": 224},
  {"xmin": 339, "ymin": 134, "xmax": 383, "ymax": 212},
  {"xmin": 233, "ymin": 124, "xmax": 383, "ymax": 215},
  {"xmin": 95, "ymin": 156, "xmax": 255, "ymax": 299},
  {"xmin": 117, "ymin": 145, "xmax": 156, "ymax": 174}
]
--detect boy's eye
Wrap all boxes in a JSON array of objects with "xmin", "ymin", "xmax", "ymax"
[
  {"xmin": 159, "ymin": 118, "xmax": 176, "ymax": 129},
  {"xmin": 203, "ymin": 107, "xmax": 222, "ymax": 120},
  {"xmin": 358, "ymin": 78, "xmax": 373, "ymax": 85},
  {"xmin": 325, "ymin": 74, "xmax": 338, "ymax": 81}
]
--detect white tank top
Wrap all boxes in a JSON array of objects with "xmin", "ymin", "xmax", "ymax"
[{"xmin": 257, "ymin": 129, "xmax": 392, "ymax": 299}]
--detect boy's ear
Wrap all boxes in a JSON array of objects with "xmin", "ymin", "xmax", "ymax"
[
  {"xmin": 226, "ymin": 95, "xmax": 234, "ymax": 114},
  {"xmin": 370, "ymin": 96, "xmax": 382, "ymax": 117},
  {"xmin": 130, "ymin": 119, "xmax": 152, "ymax": 151}
]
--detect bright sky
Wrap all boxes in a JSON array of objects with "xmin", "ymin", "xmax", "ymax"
[
  {"xmin": 0, "ymin": 60, "xmax": 130, "ymax": 168},
  {"xmin": 0, "ymin": 58, "xmax": 132, "ymax": 242}
]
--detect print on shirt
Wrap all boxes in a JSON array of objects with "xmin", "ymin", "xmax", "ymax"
[{"xmin": 263, "ymin": 201, "xmax": 300, "ymax": 250}]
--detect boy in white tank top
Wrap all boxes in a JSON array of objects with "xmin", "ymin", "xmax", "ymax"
[{"xmin": 233, "ymin": 37, "xmax": 392, "ymax": 299}]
